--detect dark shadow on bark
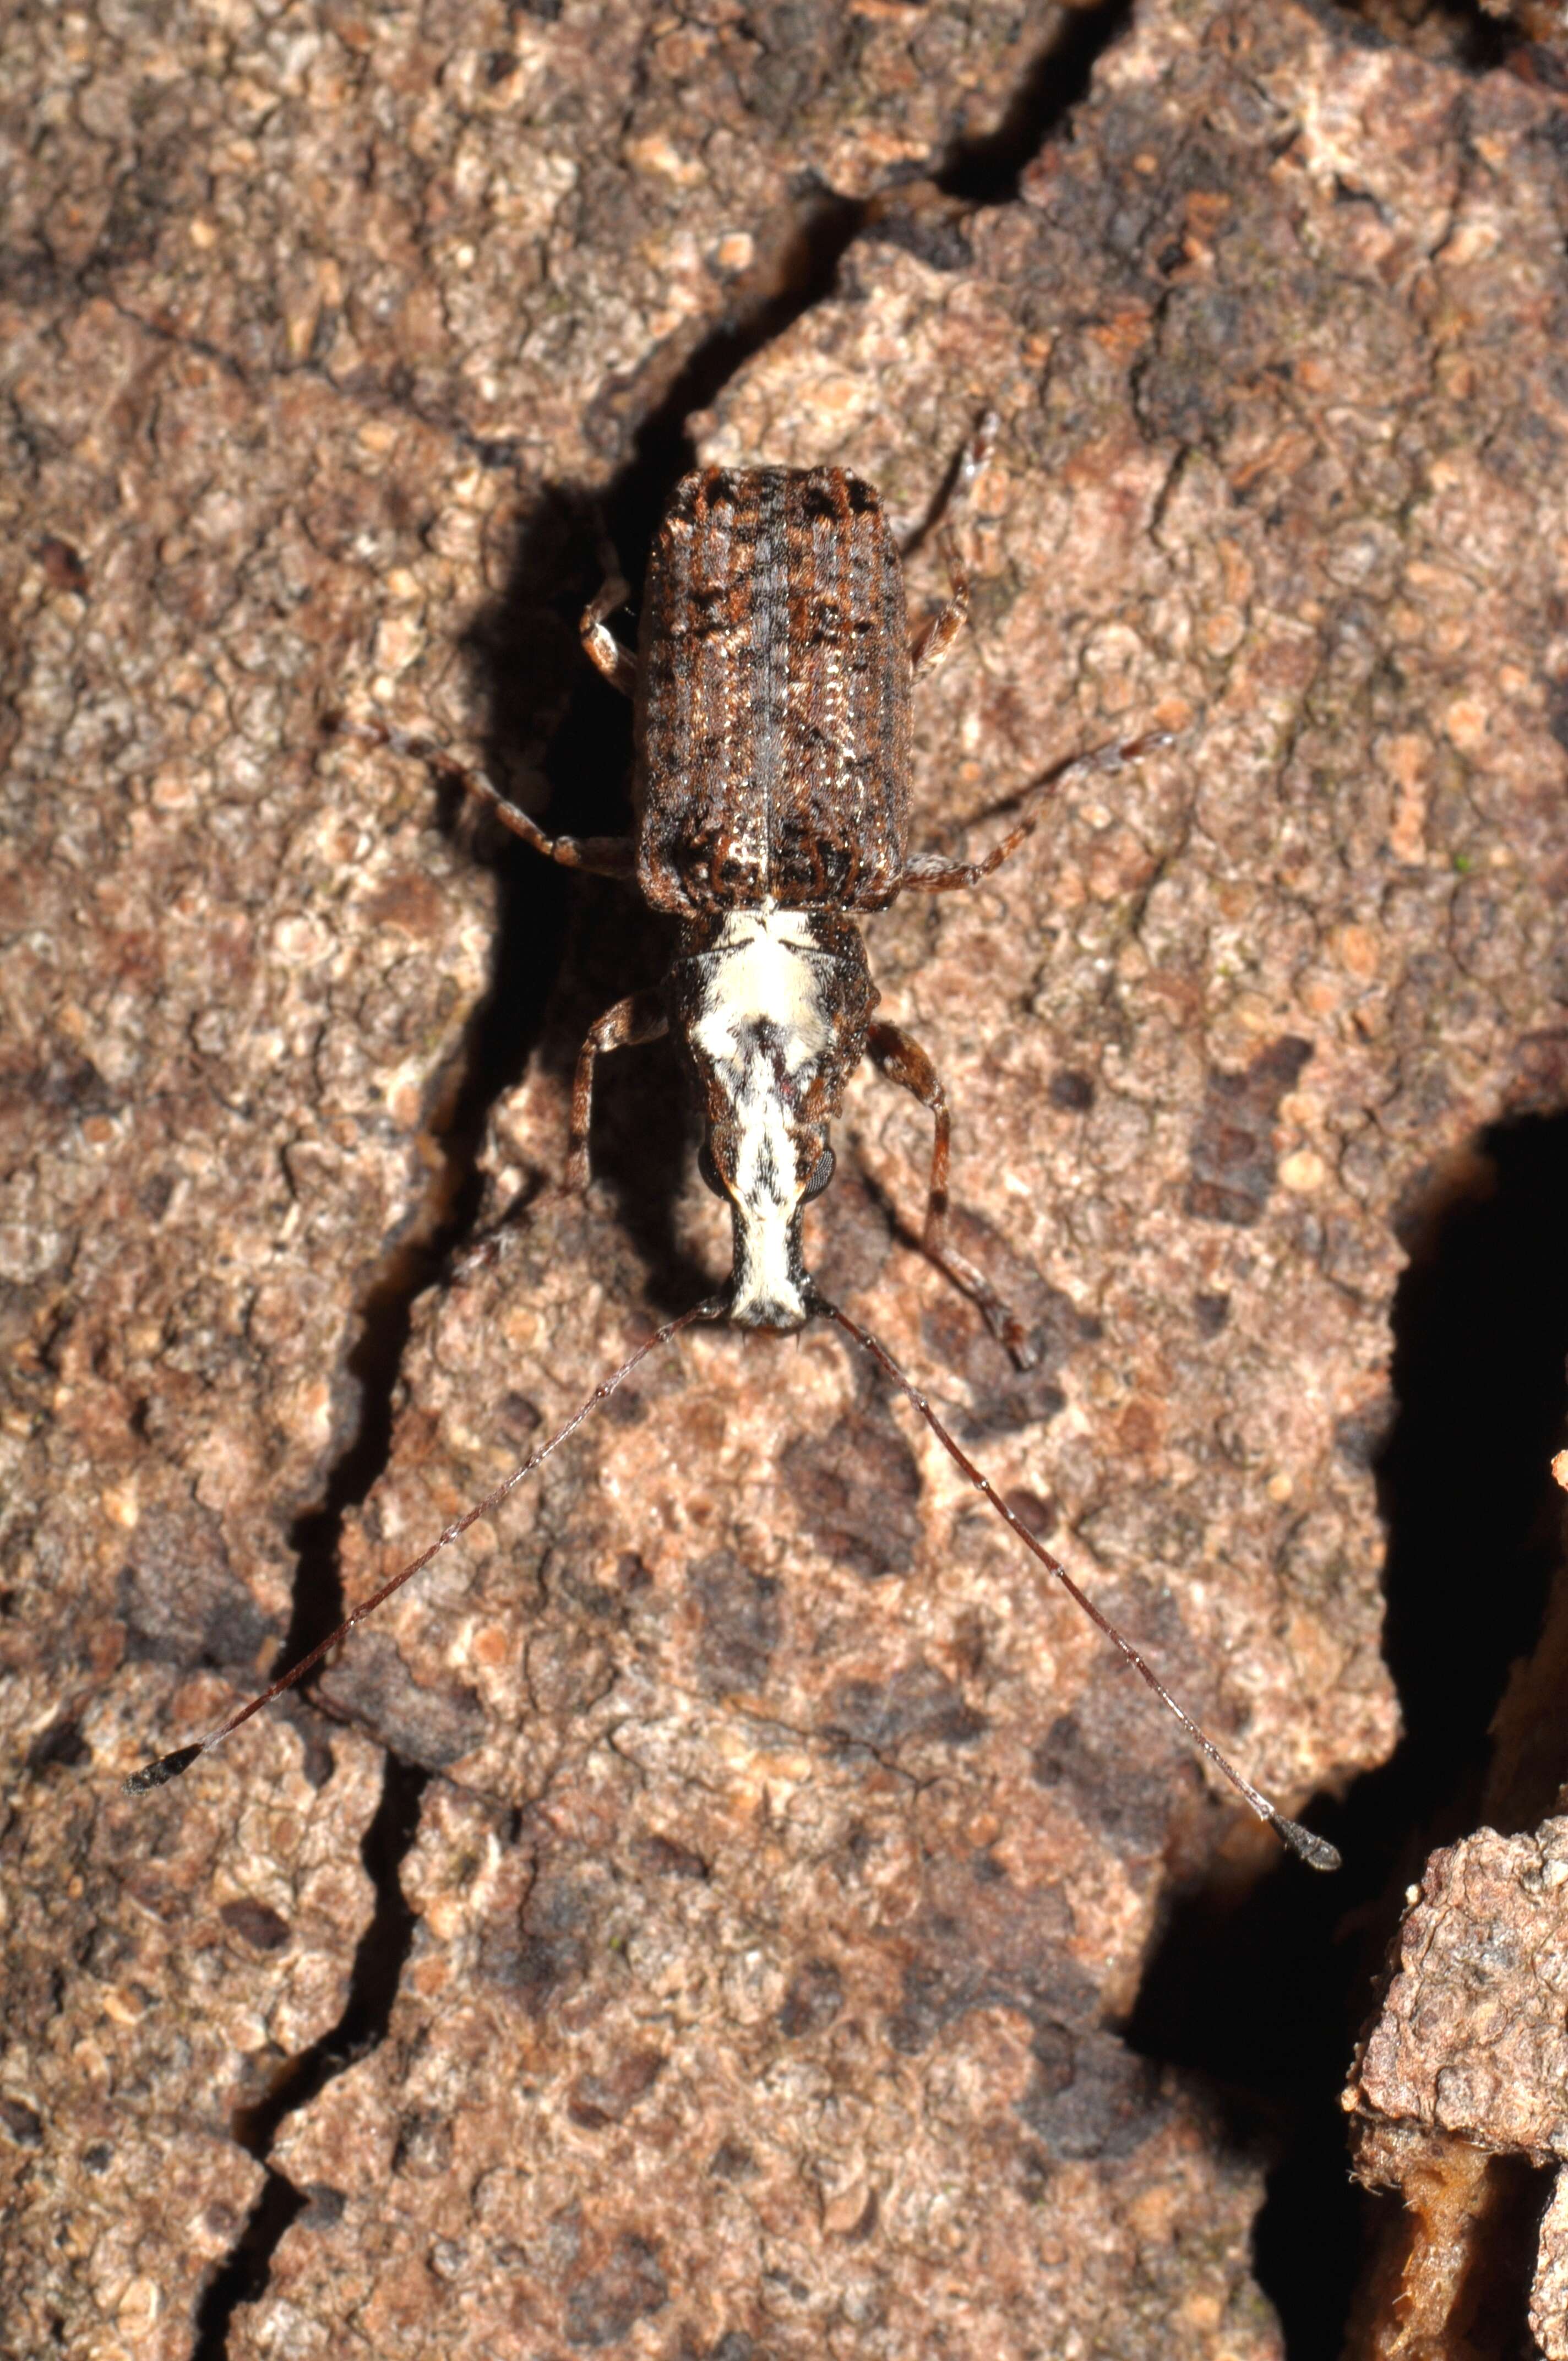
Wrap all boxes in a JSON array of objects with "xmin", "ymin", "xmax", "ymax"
[
  {"xmin": 1128, "ymin": 1110, "xmax": 1568, "ymax": 2358},
  {"xmin": 462, "ymin": 484, "xmax": 710, "ymax": 1316}
]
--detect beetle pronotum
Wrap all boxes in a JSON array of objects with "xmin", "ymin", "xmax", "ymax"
[{"xmin": 126, "ymin": 428, "xmax": 1338, "ymax": 1875}]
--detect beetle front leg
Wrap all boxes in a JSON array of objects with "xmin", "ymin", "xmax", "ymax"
[
  {"xmin": 567, "ymin": 989, "xmax": 668, "ymax": 1189},
  {"xmin": 866, "ymin": 1020, "xmax": 1037, "ymax": 1369}
]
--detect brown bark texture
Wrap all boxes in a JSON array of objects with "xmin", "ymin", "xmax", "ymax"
[
  {"xmin": 1343, "ymin": 1818, "xmax": 1568, "ymax": 2360},
  {"xmin": 3, "ymin": 0, "xmax": 1567, "ymax": 2356}
]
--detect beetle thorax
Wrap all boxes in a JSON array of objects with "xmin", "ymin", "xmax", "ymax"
[{"xmin": 669, "ymin": 907, "xmax": 875, "ymax": 1331}]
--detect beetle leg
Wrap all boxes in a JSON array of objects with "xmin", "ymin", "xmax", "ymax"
[
  {"xmin": 331, "ymin": 716, "xmax": 636, "ymax": 880},
  {"xmin": 908, "ymin": 531, "xmax": 968, "ymax": 682},
  {"xmin": 581, "ymin": 567, "xmax": 637, "ymax": 698},
  {"xmin": 464, "ymin": 759, "xmax": 636, "ymax": 879},
  {"xmin": 568, "ymin": 989, "xmax": 668, "ymax": 1189},
  {"xmin": 900, "ymin": 728, "xmax": 1174, "ymax": 894},
  {"xmin": 908, "ymin": 411, "xmax": 997, "ymax": 682},
  {"xmin": 866, "ymin": 1020, "xmax": 1037, "ymax": 1369}
]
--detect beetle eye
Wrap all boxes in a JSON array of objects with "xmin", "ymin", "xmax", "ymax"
[
  {"xmin": 698, "ymin": 1143, "xmax": 725, "ymax": 1196},
  {"xmin": 801, "ymin": 1146, "xmax": 835, "ymax": 1201}
]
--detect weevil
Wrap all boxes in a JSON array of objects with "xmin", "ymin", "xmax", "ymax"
[{"xmin": 126, "ymin": 431, "xmax": 1340, "ymax": 1874}]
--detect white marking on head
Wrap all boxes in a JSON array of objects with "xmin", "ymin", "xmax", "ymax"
[{"xmin": 690, "ymin": 912, "xmax": 832, "ymax": 1328}]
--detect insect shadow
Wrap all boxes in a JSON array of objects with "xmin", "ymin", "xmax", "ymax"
[{"xmin": 451, "ymin": 477, "xmax": 711, "ymax": 1313}]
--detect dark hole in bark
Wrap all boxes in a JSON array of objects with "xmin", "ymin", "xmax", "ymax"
[{"xmin": 1128, "ymin": 1110, "xmax": 1568, "ymax": 2357}]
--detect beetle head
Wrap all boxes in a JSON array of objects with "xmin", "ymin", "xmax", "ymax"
[{"xmin": 671, "ymin": 911, "xmax": 873, "ymax": 1331}]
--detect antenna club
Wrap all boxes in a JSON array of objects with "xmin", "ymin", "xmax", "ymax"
[
  {"xmin": 1274, "ymin": 1815, "xmax": 1342, "ymax": 1873},
  {"xmin": 123, "ymin": 1744, "xmax": 202, "ymax": 1796}
]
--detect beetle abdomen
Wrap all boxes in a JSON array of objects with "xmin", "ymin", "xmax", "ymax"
[{"xmin": 634, "ymin": 467, "xmax": 912, "ymax": 915}]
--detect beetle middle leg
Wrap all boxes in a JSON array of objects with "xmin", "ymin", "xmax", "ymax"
[
  {"xmin": 333, "ymin": 717, "xmax": 636, "ymax": 881},
  {"xmin": 866, "ymin": 1019, "xmax": 1037, "ymax": 1369},
  {"xmin": 567, "ymin": 989, "xmax": 668, "ymax": 1189}
]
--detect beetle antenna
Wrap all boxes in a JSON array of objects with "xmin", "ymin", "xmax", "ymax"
[
  {"xmin": 124, "ymin": 1295, "xmax": 726, "ymax": 1796},
  {"xmin": 813, "ymin": 1293, "xmax": 1341, "ymax": 1872}
]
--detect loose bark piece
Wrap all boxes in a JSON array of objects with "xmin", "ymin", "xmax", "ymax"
[
  {"xmin": 1343, "ymin": 1368, "xmax": 1568, "ymax": 2352},
  {"xmin": 1343, "ymin": 1819, "xmax": 1568, "ymax": 2359},
  {"xmin": 1347, "ymin": 1821, "xmax": 1568, "ymax": 2169}
]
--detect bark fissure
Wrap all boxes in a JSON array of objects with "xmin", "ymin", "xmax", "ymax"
[{"xmin": 193, "ymin": 1754, "xmax": 429, "ymax": 2356}]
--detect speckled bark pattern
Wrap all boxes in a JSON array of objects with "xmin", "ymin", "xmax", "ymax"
[
  {"xmin": 3, "ymin": 0, "xmax": 1567, "ymax": 2353},
  {"xmin": 0, "ymin": 0, "xmax": 1088, "ymax": 2349}
]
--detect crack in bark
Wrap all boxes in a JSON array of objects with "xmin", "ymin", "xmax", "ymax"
[
  {"xmin": 598, "ymin": 0, "xmax": 1137, "ymax": 570},
  {"xmin": 193, "ymin": 1751, "xmax": 429, "ymax": 2357},
  {"xmin": 936, "ymin": 0, "xmax": 1135, "ymax": 202}
]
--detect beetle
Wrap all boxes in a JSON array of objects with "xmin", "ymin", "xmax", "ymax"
[
  {"xmin": 466, "ymin": 440, "xmax": 1069, "ymax": 1357},
  {"xmin": 126, "ymin": 432, "xmax": 1338, "ymax": 1875}
]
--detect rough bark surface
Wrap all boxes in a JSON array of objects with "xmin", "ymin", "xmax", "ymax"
[{"xmin": 3, "ymin": 0, "xmax": 1568, "ymax": 2356}]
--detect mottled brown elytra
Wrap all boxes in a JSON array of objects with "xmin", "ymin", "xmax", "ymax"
[{"xmin": 126, "ymin": 426, "xmax": 1338, "ymax": 1874}]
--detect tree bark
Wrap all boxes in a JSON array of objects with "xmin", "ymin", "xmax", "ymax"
[{"xmin": 3, "ymin": 1, "xmax": 1567, "ymax": 2354}]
